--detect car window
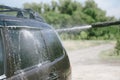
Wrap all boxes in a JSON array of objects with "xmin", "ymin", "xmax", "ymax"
[
  {"xmin": 41, "ymin": 30, "xmax": 63, "ymax": 61},
  {"xmin": 7, "ymin": 28, "xmax": 48, "ymax": 72},
  {"xmin": 0, "ymin": 32, "xmax": 4, "ymax": 75},
  {"xmin": 19, "ymin": 30, "xmax": 48, "ymax": 69}
]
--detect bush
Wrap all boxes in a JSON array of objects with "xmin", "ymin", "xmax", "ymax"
[
  {"xmin": 115, "ymin": 39, "xmax": 120, "ymax": 55},
  {"xmin": 80, "ymin": 31, "xmax": 88, "ymax": 40}
]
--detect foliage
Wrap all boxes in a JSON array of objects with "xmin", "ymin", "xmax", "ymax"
[
  {"xmin": 23, "ymin": 0, "xmax": 119, "ymax": 40},
  {"xmin": 24, "ymin": 0, "xmax": 112, "ymax": 27}
]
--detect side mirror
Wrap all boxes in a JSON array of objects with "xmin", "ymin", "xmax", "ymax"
[{"xmin": 0, "ymin": 74, "xmax": 6, "ymax": 80}]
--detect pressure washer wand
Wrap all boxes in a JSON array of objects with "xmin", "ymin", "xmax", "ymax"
[
  {"xmin": 57, "ymin": 21, "xmax": 120, "ymax": 33},
  {"xmin": 92, "ymin": 20, "xmax": 120, "ymax": 28}
]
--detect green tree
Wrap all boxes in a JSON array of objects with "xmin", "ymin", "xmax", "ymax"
[
  {"xmin": 83, "ymin": 0, "xmax": 108, "ymax": 22},
  {"xmin": 24, "ymin": 3, "xmax": 42, "ymax": 13}
]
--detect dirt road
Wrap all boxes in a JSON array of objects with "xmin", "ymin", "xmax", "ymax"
[{"xmin": 67, "ymin": 44, "xmax": 120, "ymax": 80}]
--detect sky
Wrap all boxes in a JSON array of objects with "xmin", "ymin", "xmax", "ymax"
[{"xmin": 0, "ymin": 0, "xmax": 120, "ymax": 19}]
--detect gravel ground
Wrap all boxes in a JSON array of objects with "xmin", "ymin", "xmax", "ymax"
[{"xmin": 67, "ymin": 44, "xmax": 120, "ymax": 80}]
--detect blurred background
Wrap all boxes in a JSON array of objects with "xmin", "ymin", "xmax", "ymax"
[
  {"xmin": 1, "ymin": 0, "xmax": 120, "ymax": 40},
  {"xmin": 1, "ymin": 0, "xmax": 120, "ymax": 80}
]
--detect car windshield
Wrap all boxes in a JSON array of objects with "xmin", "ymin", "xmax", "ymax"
[{"xmin": 0, "ymin": 32, "xmax": 4, "ymax": 75}]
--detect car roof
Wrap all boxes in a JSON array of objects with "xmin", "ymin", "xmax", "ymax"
[
  {"xmin": 0, "ymin": 14, "xmax": 52, "ymax": 30},
  {"xmin": 0, "ymin": 5, "xmax": 52, "ymax": 30}
]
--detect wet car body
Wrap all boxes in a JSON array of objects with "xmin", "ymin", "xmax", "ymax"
[{"xmin": 0, "ymin": 5, "xmax": 71, "ymax": 80}]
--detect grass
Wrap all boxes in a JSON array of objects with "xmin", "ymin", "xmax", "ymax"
[
  {"xmin": 100, "ymin": 49, "xmax": 120, "ymax": 60},
  {"xmin": 62, "ymin": 40, "xmax": 115, "ymax": 51}
]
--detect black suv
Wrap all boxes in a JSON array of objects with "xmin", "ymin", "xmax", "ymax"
[{"xmin": 0, "ymin": 5, "xmax": 71, "ymax": 80}]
